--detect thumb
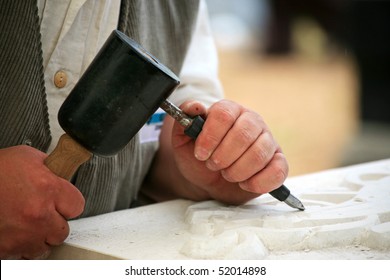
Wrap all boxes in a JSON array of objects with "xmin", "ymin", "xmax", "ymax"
[
  {"xmin": 180, "ymin": 100, "xmax": 207, "ymax": 118},
  {"xmin": 171, "ymin": 100, "xmax": 207, "ymax": 144}
]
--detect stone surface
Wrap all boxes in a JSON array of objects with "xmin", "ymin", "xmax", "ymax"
[{"xmin": 49, "ymin": 159, "xmax": 390, "ymax": 260}]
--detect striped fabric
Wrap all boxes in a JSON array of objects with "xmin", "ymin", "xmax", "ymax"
[
  {"xmin": 0, "ymin": 0, "xmax": 199, "ymax": 217},
  {"xmin": 0, "ymin": 0, "xmax": 51, "ymax": 151},
  {"xmin": 118, "ymin": 0, "xmax": 199, "ymax": 74}
]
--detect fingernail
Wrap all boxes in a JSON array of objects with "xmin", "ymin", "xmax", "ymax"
[
  {"xmin": 206, "ymin": 159, "xmax": 219, "ymax": 171},
  {"xmin": 195, "ymin": 148, "xmax": 210, "ymax": 161},
  {"xmin": 220, "ymin": 169, "xmax": 231, "ymax": 181}
]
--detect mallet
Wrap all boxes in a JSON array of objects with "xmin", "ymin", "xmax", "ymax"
[{"xmin": 45, "ymin": 30, "xmax": 179, "ymax": 180}]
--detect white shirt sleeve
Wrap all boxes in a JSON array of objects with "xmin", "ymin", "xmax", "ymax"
[{"xmin": 168, "ymin": 0, "xmax": 224, "ymax": 108}]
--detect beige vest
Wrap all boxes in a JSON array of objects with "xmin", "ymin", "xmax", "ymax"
[{"xmin": 0, "ymin": 0, "xmax": 199, "ymax": 217}]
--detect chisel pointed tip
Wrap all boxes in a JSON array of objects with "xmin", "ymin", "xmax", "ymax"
[{"xmin": 284, "ymin": 194, "xmax": 305, "ymax": 211}]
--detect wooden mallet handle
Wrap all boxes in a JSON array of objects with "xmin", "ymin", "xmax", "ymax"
[{"xmin": 44, "ymin": 134, "xmax": 92, "ymax": 181}]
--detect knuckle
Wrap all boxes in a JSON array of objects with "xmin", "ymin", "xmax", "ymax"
[
  {"xmin": 25, "ymin": 182, "xmax": 57, "ymax": 222},
  {"xmin": 240, "ymin": 178, "xmax": 259, "ymax": 193},
  {"xmin": 240, "ymin": 165, "xmax": 287, "ymax": 194},
  {"xmin": 253, "ymin": 133, "xmax": 275, "ymax": 164},
  {"xmin": 272, "ymin": 166, "xmax": 287, "ymax": 186},
  {"xmin": 33, "ymin": 175, "xmax": 51, "ymax": 189},
  {"xmin": 236, "ymin": 125, "xmax": 257, "ymax": 145},
  {"xmin": 234, "ymin": 112, "xmax": 264, "ymax": 145},
  {"xmin": 215, "ymin": 108, "xmax": 236, "ymax": 125},
  {"xmin": 23, "ymin": 202, "xmax": 49, "ymax": 222},
  {"xmin": 211, "ymin": 101, "xmax": 239, "ymax": 124},
  {"xmin": 253, "ymin": 147, "xmax": 270, "ymax": 166},
  {"xmin": 32, "ymin": 175, "xmax": 60, "ymax": 197},
  {"xmin": 202, "ymin": 131, "xmax": 220, "ymax": 147},
  {"xmin": 221, "ymin": 168, "xmax": 239, "ymax": 182}
]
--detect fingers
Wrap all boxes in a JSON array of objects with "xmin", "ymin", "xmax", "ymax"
[
  {"xmin": 239, "ymin": 151, "xmax": 289, "ymax": 194},
  {"xmin": 41, "ymin": 158, "xmax": 85, "ymax": 247},
  {"xmin": 205, "ymin": 110, "xmax": 265, "ymax": 171},
  {"xmin": 171, "ymin": 100, "xmax": 208, "ymax": 148},
  {"xmin": 193, "ymin": 100, "xmax": 242, "ymax": 161},
  {"xmin": 53, "ymin": 177, "xmax": 85, "ymax": 220},
  {"xmin": 44, "ymin": 211, "xmax": 71, "ymax": 246},
  {"xmin": 0, "ymin": 145, "xmax": 84, "ymax": 260},
  {"xmin": 219, "ymin": 131, "xmax": 278, "ymax": 182},
  {"xmin": 38, "ymin": 153, "xmax": 85, "ymax": 219},
  {"xmin": 21, "ymin": 179, "xmax": 81, "ymax": 258},
  {"xmin": 180, "ymin": 100, "xmax": 208, "ymax": 118},
  {"xmin": 182, "ymin": 99, "xmax": 288, "ymax": 195}
]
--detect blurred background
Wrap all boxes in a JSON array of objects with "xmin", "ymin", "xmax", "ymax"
[{"xmin": 205, "ymin": 0, "xmax": 390, "ymax": 176}]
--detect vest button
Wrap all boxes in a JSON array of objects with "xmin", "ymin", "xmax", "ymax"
[{"xmin": 54, "ymin": 70, "xmax": 67, "ymax": 88}]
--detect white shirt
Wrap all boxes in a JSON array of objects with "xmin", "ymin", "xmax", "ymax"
[{"xmin": 38, "ymin": 0, "xmax": 223, "ymax": 153}]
